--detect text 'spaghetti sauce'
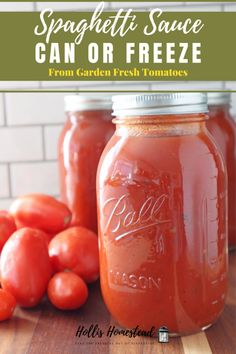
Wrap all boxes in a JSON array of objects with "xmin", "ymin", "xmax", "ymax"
[
  {"xmin": 58, "ymin": 96, "xmax": 114, "ymax": 232},
  {"xmin": 97, "ymin": 93, "xmax": 228, "ymax": 335},
  {"xmin": 207, "ymin": 93, "xmax": 236, "ymax": 249}
]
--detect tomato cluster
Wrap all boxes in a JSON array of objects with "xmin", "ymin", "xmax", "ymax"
[{"xmin": 0, "ymin": 194, "xmax": 99, "ymax": 321}]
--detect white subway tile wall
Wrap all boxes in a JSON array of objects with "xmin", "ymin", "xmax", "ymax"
[
  {"xmin": 0, "ymin": 127, "xmax": 43, "ymax": 162},
  {"xmin": 0, "ymin": 2, "xmax": 235, "ymax": 209},
  {"xmin": 0, "ymin": 82, "xmax": 40, "ymax": 89},
  {"xmin": 5, "ymin": 93, "xmax": 66, "ymax": 125},
  {"xmin": 36, "ymin": 2, "xmax": 109, "ymax": 11},
  {"xmin": 0, "ymin": 165, "xmax": 10, "ymax": 198},
  {"xmin": 0, "ymin": 94, "xmax": 5, "ymax": 126},
  {"xmin": 44, "ymin": 125, "xmax": 63, "ymax": 160},
  {"xmin": 0, "ymin": 2, "xmax": 34, "ymax": 11},
  {"xmin": 10, "ymin": 162, "xmax": 59, "ymax": 197},
  {"xmin": 0, "ymin": 199, "xmax": 14, "ymax": 210}
]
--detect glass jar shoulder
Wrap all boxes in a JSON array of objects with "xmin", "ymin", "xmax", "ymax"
[
  {"xmin": 98, "ymin": 130, "xmax": 225, "ymax": 186},
  {"xmin": 207, "ymin": 111, "xmax": 236, "ymax": 140},
  {"xmin": 207, "ymin": 112, "xmax": 236, "ymax": 163},
  {"xmin": 59, "ymin": 115, "xmax": 114, "ymax": 150}
]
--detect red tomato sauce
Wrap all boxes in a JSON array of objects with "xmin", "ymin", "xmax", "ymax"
[
  {"xmin": 97, "ymin": 113, "xmax": 227, "ymax": 335},
  {"xmin": 207, "ymin": 104, "xmax": 236, "ymax": 249},
  {"xmin": 58, "ymin": 108, "xmax": 114, "ymax": 232}
]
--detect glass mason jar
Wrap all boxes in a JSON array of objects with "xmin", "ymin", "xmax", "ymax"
[
  {"xmin": 97, "ymin": 93, "xmax": 228, "ymax": 336},
  {"xmin": 207, "ymin": 93, "xmax": 236, "ymax": 250},
  {"xmin": 58, "ymin": 95, "xmax": 114, "ymax": 233}
]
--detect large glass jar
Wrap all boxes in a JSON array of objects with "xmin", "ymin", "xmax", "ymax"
[
  {"xmin": 207, "ymin": 93, "xmax": 236, "ymax": 249},
  {"xmin": 97, "ymin": 93, "xmax": 228, "ymax": 336},
  {"xmin": 58, "ymin": 95, "xmax": 114, "ymax": 233}
]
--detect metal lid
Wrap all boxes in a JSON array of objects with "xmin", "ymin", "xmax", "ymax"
[
  {"xmin": 112, "ymin": 93, "xmax": 208, "ymax": 116},
  {"xmin": 207, "ymin": 92, "xmax": 231, "ymax": 106},
  {"xmin": 64, "ymin": 95, "xmax": 112, "ymax": 112}
]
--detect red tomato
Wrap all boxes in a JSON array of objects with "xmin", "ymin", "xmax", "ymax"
[
  {"xmin": 37, "ymin": 231, "xmax": 54, "ymax": 246},
  {"xmin": 49, "ymin": 227, "xmax": 99, "ymax": 283},
  {"xmin": 0, "ymin": 211, "xmax": 16, "ymax": 252},
  {"xmin": 0, "ymin": 288, "xmax": 16, "ymax": 321},
  {"xmin": 0, "ymin": 227, "xmax": 53, "ymax": 307},
  {"xmin": 46, "ymin": 232, "xmax": 56, "ymax": 242},
  {"xmin": 10, "ymin": 194, "xmax": 71, "ymax": 234},
  {"xmin": 47, "ymin": 272, "xmax": 88, "ymax": 310}
]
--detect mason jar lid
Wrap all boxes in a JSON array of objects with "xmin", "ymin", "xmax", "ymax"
[
  {"xmin": 207, "ymin": 92, "xmax": 231, "ymax": 105},
  {"xmin": 64, "ymin": 95, "xmax": 112, "ymax": 112},
  {"xmin": 112, "ymin": 93, "xmax": 208, "ymax": 116}
]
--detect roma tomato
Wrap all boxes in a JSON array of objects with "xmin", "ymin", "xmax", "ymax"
[
  {"xmin": 0, "ymin": 227, "xmax": 53, "ymax": 307},
  {"xmin": 0, "ymin": 211, "xmax": 16, "ymax": 252},
  {"xmin": 0, "ymin": 289, "xmax": 16, "ymax": 321},
  {"xmin": 49, "ymin": 227, "xmax": 99, "ymax": 283},
  {"xmin": 10, "ymin": 194, "xmax": 71, "ymax": 233},
  {"xmin": 47, "ymin": 272, "xmax": 88, "ymax": 310},
  {"xmin": 37, "ymin": 230, "xmax": 53, "ymax": 246}
]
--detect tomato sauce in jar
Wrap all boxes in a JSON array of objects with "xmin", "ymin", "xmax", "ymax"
[
  {"xmin": 97, "ymin": 93, "xmax": 228, "ymax": 335},
  {"xmin": 207, "ymin": 93, "xmax": 236, "ymax": 249},
  {"xmin": 58, "ymin": 96, "xmax": 114, "ymax": 232}
]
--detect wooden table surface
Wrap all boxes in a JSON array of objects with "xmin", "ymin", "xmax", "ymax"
[{"xmin": 0, "ymin": 252, "xmax": 235, "ymax": 354}]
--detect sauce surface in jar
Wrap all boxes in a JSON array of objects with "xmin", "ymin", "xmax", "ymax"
[
  {"xmin": 97, "ymin": 93, "xmax": 228, "ymax": 335},
  {"xmin": 58, "ymin": 95, "xmax": 114, "ymax": 232},
  {"xmin": 207, "ymin": 93, "xmax": 236, "ymax": 249}
]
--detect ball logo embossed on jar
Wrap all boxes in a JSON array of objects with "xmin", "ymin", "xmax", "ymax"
[{"xmin": 103, "ymin": 194, "xmax": 171, "ymax": 241}]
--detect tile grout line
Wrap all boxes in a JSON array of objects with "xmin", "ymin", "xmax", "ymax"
[
  {"xmin": 33, "ymin": 2, "xmax": 37, "ymax": 12},
  {"xmin": 5, "ymin": 160, "xmax": 57, "ymax": 166},
  {"xmin": 0, "ymin": 195, "xmax": 58, "ymax": 201},
  {"xmin": 4, "ymin": 123, "xmax": 63, "ymax": 129},
  {"xmin": 41, "ymin": 126, "xmax": 46, "ymax": 161},
  {"xmin": 7, "ymin": 164, "xmax": 12, "ymax": 199},
  {"xmin": 2, "ymin": 93, "xmax": 7, "ymax": 127},
  {"xmin": 2, "ymin": 94, "xmax": 12, "ymax": 200}
]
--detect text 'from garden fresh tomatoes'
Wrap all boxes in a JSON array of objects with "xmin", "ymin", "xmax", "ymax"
[
  {"xmin": 0, "ymin": 289, "xmax": 16, "ymax": 321},
  {"xmin": 49, "ymin": 227, "xmax": 99, "ymax": 283},
  {"xmin": 0, "ymin": 211, "xmax": 16, "ymax": 252},
  {"xmin": 47, "ymin": 272, "xmax": 88, "ymax": 310},
  {"xmin": 10, "ymin": 194, "xmax": 72, "ymax": 234},
  {"xmin": 0, "ymin": 227, "xmax": 53, "ymax": 307}
]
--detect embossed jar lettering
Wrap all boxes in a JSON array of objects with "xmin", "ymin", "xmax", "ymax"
[
  {"xmin": 103, "ymin": 193, "xmax": 171, "ymax": 241},
  {"xmin": 109, "ymin": 270, "xmax": 162, "ymax": 290}
]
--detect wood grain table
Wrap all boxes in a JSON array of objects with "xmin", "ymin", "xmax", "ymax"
[{"xmin": 0, "ymin": 252, "xmax": 235, "ymax": 354}]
